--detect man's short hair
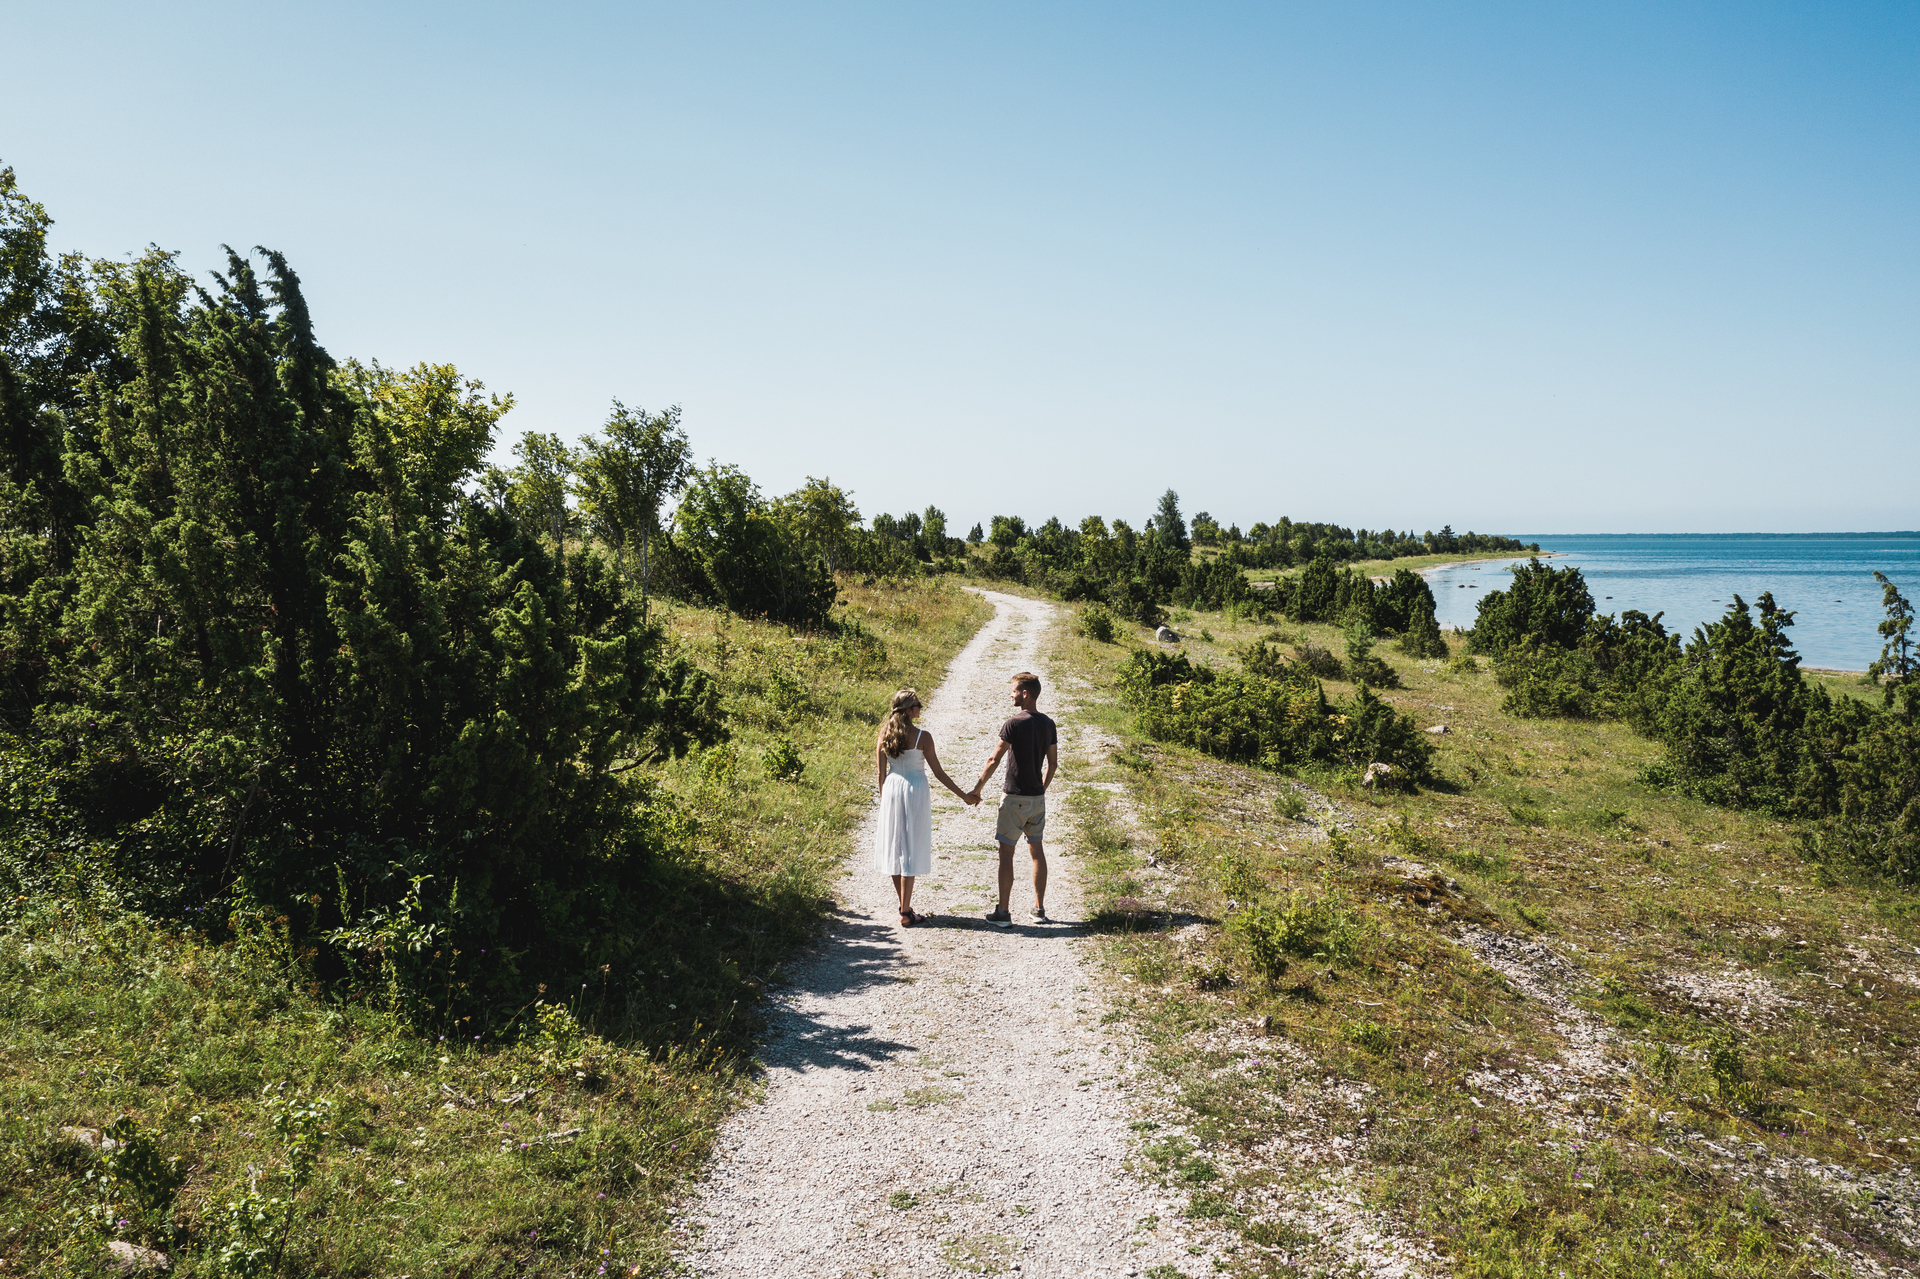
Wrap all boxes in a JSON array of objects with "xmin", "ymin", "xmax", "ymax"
[{"xmin": 1011, "ymin": 671, "xmax": 1041, "ymax": 695}]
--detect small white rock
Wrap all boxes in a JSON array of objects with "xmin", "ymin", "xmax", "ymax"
[{"xmin": 104, "ymin": 1241, "xmax": 171, "ymax": 1273}]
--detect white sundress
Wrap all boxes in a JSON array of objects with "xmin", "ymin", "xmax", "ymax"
[{"xmin": 874, "ymin": 729, "xmax": 934, "ymax": 877}]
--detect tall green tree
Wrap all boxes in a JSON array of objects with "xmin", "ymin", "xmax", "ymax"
[
  {"xmin": 778, "ymin": 476, "xmax": 860, "ymax": 574},
  {"xmin": 673, "ymin": 463, "xmax": 834, "ymax": 624},
  {"xmin": 1152, "ymin": 488, "xmax": 1189, "ymax": 551},
  {"xmin": 1869, "ymin": 571, "xmax": 1916, "ymax": 705},
  {"xmin": 509, "ymin": 430, "xmax": 575, "ymax": 550},
  {"xmin": 574, "ymin": 401, "xmax": 693, "ymax": 616}
]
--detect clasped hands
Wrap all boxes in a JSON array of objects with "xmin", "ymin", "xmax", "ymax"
[{"xmin": 958, "ymin": 785, "xmax": 985, "ymax": 807}]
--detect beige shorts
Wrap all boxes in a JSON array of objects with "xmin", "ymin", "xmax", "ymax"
[{"xmin": 995, "ymin": 793, "xmax": 1047, "ymax": 845}]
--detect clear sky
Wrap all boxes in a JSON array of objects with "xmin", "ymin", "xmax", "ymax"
[{"xmin": 7, "ymin": 2, "xmax": 1916, "ymax": 535}]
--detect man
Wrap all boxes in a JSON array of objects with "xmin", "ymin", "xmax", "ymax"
[{"xmin": 968, "ymin": 671, "xmax": 1058, "ymax": 927}]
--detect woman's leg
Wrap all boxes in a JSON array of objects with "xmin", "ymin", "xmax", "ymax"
[{"xmin": 891, "ymin": 874, "xmax": 907, "ymax": 913}]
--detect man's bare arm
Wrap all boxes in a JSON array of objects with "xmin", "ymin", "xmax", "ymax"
[
  {"xmin": 1040, "ymin": 742, "xmax": 1058, "ymax": 793},
  {"xmin": 973, "ymin": 740, "xmax": 1009, "ymax": 795}
]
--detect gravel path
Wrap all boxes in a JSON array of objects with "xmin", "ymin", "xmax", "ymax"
[{"xmin": 683, "ymin": 589, "xmax": 1213, "ymax": 1277}]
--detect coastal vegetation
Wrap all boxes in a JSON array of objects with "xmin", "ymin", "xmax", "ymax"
[
  {"xmin": 1056, "ymin": 588, "xmax": 1920, "ymax": 1277},
  {"xmin": 1467, "ymin": 559, "xmax": 1920, "ymax": 886}
]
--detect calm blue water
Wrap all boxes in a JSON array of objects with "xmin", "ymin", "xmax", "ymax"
[{"xmin": 1425, "ymin": 534, "xmax": 1920, "ymax": 671}]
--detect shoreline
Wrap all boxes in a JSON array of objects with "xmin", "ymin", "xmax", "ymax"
[
  {"xmin": 1244, "ymin": 549, "xmax": 1559, "ymax": 591},
  {"xmin": 1412, "ymin": 550, "xmax": 1562, "ymax": 579}
]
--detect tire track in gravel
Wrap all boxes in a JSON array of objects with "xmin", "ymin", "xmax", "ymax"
[{"xmin": 682, "ymin": 589, "xmax": 1216, "ymax": 1278}]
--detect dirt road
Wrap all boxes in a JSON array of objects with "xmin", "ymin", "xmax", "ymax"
[{"xmin": 683, "ymin": 589, "xmax": 1213, "ymax": 1277}]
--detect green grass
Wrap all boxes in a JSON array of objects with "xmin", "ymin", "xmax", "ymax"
[
  {"xmin": 1055, "ymin": 603, "xmax": 1920, "ymax": 1277},
  {"xmin": 0, "ymin": 576, "xmax": 989, "ymax": 1277}
]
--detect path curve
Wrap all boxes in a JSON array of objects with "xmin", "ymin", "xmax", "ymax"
[{"xmin": 683, "ymin": 589, "xmax": 1210, "ymax": 1277}]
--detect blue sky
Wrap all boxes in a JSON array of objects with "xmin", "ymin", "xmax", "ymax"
[{"xmin": 7, "ymin": 2, "xmax": 1916, "ymax": 534}]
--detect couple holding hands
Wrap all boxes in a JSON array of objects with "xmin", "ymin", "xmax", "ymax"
[{"xmin": 873, "ymin": 672, "xmax": 1057, "ymax": 929}]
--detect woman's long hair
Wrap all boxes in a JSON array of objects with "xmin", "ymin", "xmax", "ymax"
[{"xmin": 878, "ymin": 688, "xmax": 922, "ymax": 758}]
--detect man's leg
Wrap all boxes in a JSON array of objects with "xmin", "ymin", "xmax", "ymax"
[
  {"xmin": 1029, "ymin": 839, "xmax": 1047, "ymax": 912},
  {"xmin": 996, "ymin": 841, "xmax": 1016, "ymax": 910}
]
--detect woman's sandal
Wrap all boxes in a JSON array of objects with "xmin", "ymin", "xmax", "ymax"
[{"xmin": 899, "ymin": 908, "xmax": 925, "ymax": 927}]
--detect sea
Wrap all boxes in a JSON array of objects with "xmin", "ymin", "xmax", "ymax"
[{"xmin": 1424, "ymin": 533, "xmax": 1920, "ymax": 671}]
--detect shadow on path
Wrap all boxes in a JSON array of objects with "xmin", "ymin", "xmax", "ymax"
[{"xmin": 753, "ymin": 909, "xmax": 918, "ymax": 1074}]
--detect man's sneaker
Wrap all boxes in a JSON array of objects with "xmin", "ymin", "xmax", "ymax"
[
  {"xmin": 1031, "ymin": 906, "xmax": 1049, "ymax": 922},
  {"xmin": 984, "ymin": 907, "xmax": 1013, "ymax": 928}
]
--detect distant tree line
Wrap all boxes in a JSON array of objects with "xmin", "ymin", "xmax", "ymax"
[
  {"xmin": 1194, "ymin": 515, "xmax": 1535, "ymax": 568},
  {"xmin": 1469, "ymin": 558, "xmax": 1920, "ymax": 883},
  {"xmin": 967, "ymin": 489, "xmax": 1455, "ymax": 656}
]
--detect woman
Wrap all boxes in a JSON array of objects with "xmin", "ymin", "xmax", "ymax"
[{"xmin": 874, "ymin": 688, "xmax": 975, "ymax": 926}]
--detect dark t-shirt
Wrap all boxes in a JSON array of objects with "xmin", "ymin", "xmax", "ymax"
[{"xmin": 998, "ymin": 710, "xmax": 1058, "ymax": 796}]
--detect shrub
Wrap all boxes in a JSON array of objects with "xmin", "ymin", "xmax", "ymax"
[
  {"xmin": 1116, "ymin": 648, "xmax": 1215, "ymax": 700},
  {"xmin": 1116, "ymin": 650, "xmax": 1434, "ymax": 782},
  {"xmin": 1343, "ymin": 622, "xmax": 1401, "ymax": 688},
  {"xmin": 1494, "ymin": 638, "xmax": 1600, "ymax": 718},
  {"xmin": 1292, "ymin": 641, "xmax": 1343, "ymax": 678},
  {"xmin": 762, "ymin": 736, "xmax": 805, "ymax": 782},
  {"xmin": 1341, "ymin": 1019, "xmax": 1393, "ymax": 1056},
  {"xmin": 1706, "ymin": 1031, "xmax": 1767, "ymax": 1112},
  {"xmin": 1229, "ymin": 888, "xmax": 1366, "ymax": 979},
  {"xmin": 1798, "ymin": 807, "xmax": 1920, "ymax": 889},
  {"xmin": 1217, "ymin": 852, "xmax": 1260, "ymax": 902},
  {"xmin": 1235, "ymin": 639, "xmax": 1291, "ymax": 677},
  {"xmin": 1133, "ymin": 664, "xmax": 1334, "ymax": 769},
  {"xmin": 1374, "ymin": 568, "xmax": 1434, "ymax": 635},
  {"xmin": 1467, "ymin": 557, "xmax": 1596, "ymax": 656},
  {"xmin": 1075, "ymin": 602, "xmax": 1119, "ymax": 643},
  {"xmin": 1287, "ymin": 556, "xmax": 1341, "ymax": 622},
  {"xmin": 1106, "ymin": 575, "xmax": 1167, "ymax": 628},
  {"xmin": 1397, "ymin": 588, "xmax": 1450, "ymax": 659},
  {"xmin": 1332, "ymin": 684, "xmax": 1435, "ymax": 777}
]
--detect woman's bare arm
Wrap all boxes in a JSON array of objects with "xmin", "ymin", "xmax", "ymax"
[
  {"xmin": 917, "ymin": 733, "xmax": 975, "ymax": 802},
  {"xmin": 875, "ymin": 742, "xmax": 890, "ymax": 794}
]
